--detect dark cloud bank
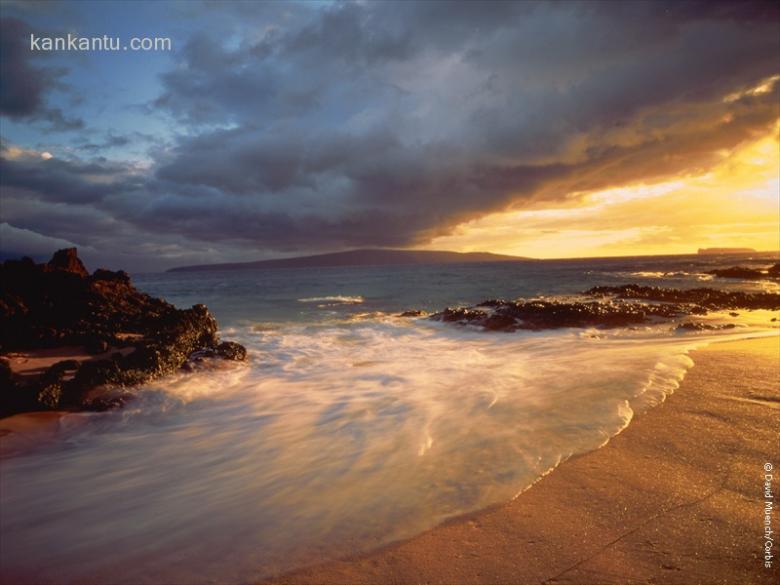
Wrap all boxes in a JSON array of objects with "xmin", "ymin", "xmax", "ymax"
[
  {"xmin": 1, "ymin": 1, "xmax": 779, "ymax": 270},
  {"xmin": 0, "ymin": 17, "xmax": 84, "ymax": 130}
]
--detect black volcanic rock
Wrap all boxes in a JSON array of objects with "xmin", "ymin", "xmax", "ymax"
[
  {"xmin": 430, "ymin": 284, "xmax": 779, "ymax": 333},
  {"xmin": 707, "ymin": 266, "xmax": 763, "ymax": 279},
  {"xmin": 433, "ymin": 307, "xmax": 488, "ymax": 323},
  {"xmin": 399, "ymin": 310, "xmax": 424, "ymax": 317},
  {"xmin": 92, "ymin": 268, "xmax": 131, "ymax": 283},
  {"xmin": 215, "ymin": 341, "xmax": 248, "ymax": 361},
  {"xmin": 1, "ymin": 255, "xmax": 169, "ymax": 350},
  {"xmin": 0, "ymin": 359, "xmax": 12, "ymax": 385},
  {"xmin": 584, "ymin": 285, "xmax": 780, "ymax": 310},
  {"xmin": 0, "ymin": 249, "xmax": 246, "ymax": 416},
  {"xmin": 705, "ymin": 263, "xmax": 780, "ymax": 281},
  {"xmin": 476, "ymin": 299, "xmax": 508, "ymax": 307},
  {"xmin": 482, "ymin": 313, "xmax": 517, "ymax": 331},
  {"xmin": 432, "ymin": 299, "xmax": 677, "ymax": 331},
  {"xmin": 46, "ymin": 247, "xmax": 89, "ymax": 277},
  {"xmin": 34, "ymin": 369, "xmax": 65, "ymax": 410},
  {"xmin": 676, "ymin": 322, "xmax": 737, "ymax": 332}
]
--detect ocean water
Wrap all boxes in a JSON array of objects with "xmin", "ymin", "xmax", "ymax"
[{"xmin": 1, "ymin": 254, "xmax": 777, "ymax": 584}]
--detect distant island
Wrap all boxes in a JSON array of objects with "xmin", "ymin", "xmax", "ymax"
[
  {"xmin": 168, "ymin": 248, "xmax": 533, "ymax": 273},
  {"xmin": 697, "ymin": 247, "xmax": 756, "ymax": 255}
]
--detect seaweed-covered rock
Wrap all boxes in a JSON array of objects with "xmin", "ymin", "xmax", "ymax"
[{"xmin": 0, "ymin": 249, "xmax": 246, "ymax": 416}]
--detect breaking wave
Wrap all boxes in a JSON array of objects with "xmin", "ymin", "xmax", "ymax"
[
  {"xmin": 297, "ymin": 295, "xmax": 364, "ymax": 304},
  {"xmin": 2, "ymin": 311, "xmax": 775, "ymax": 584}
]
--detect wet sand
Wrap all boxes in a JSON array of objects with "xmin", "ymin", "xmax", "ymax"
[
  {"xmin": 269, "ymin": 335, "xmax": 779, "ymax": 585},
  {"xmin": 3, "ymin": 344, "xmax": 137, "ymax": 381}
]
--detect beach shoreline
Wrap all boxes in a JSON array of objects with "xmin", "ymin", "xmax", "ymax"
[{"xmin": 268, "ymin": 334, "xmax": 779, "ymax": 585}]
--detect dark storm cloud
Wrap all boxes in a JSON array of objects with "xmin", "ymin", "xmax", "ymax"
[
  {"xmin": 136, "ymin": 0, "xmax": 779, "ymax": 254},
  {"xmin": 0, "ymin": 18, "xmax": 49, "ymax": 117},
  {"xmin": 2, "ymin": 1, "xmax": 779, "ymax": 268},
  {"xmin": 0, "ymin": 17, "xmax": 84, "ymax": 131},
  {"xmin": 152, "ymin": 31, "xmax": 319, "ymax": 126},
  {"xmin": 2, "ymin": 195, "xmax": 122, "ymax": 244},
  {"xmin": 0, "ymin": 143, "xmax": 142, "ymax": 204}
]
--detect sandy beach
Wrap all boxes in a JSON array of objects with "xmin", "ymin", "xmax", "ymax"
[{"xmin": 269, "ymin": 335, "xmax": 780, "ymax": 585}]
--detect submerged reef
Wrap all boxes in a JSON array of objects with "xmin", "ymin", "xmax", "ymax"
[
  {"xmin": 428, "ymin": 285, "xmax": 780, "ymax": 332},
  {"xmin": 0, "ymin": 249, "xmax": 246, "ymax": 416}
]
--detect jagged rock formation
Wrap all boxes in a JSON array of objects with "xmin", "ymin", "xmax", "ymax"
[
  {"xmin": 584, "ymin": 285, "xmax": 780, "ymax": 310},
  {"xmin": 426, "ymin": 286, "xmax": 780, "ymax": 332},
  {"xmin": 431, "ymin": 299, "xmax": 687, "ymax": 332},
  {"xmin": 1, "ymin": 249, "xmax": 246, "ymax": 416}
]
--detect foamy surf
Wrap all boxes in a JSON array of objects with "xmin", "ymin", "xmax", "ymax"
[
  {"xmin": 1, "ymin": 310, "xmax": 775, "ymax": 584},
  {"xmin": 628, "ymin": 270, "xmax": 714, "ymax": 281},
  {"xmin": 297, "ymin": 295, "xmax": 364, "ymax": 304}
]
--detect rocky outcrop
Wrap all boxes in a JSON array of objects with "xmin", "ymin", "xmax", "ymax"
[
  {"xmin": 45, "ymin": 247, "xmax": 89, "ymax": 277},
  {"xmin": 431, "ymin": 299, "xmax": 686, "ymax": 332},
  {"xmin": 675, "ymin": 322, "xmax": 737, "ymax": 332},
  {"xmin": 705, "ymin": 263, "xmax": 780, "ymax": 281},
  {"xmin": 428, "ymin": 285, "xmax": 780, "ymax": 332},
  {"xmin": 1, "ymin": 249, "xmax": 246, "ymax": 417},
  {"xmin": 584, "ymin": 285, "xmax": 780, "ymax": 310}
]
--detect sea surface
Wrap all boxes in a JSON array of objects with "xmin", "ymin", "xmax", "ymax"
[{"xmin": 1, "ymin": 253, "xmax": 778, "ymax": 584}]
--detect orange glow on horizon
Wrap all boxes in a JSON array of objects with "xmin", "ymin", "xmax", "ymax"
[{"xmin": 424, "ymin": 124, "xmax": 780, "ymax": 259}]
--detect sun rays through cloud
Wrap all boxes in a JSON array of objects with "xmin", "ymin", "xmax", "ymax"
[{"xmin": 425, "ymin": 124, "xmax": 780, "ymax": 258}]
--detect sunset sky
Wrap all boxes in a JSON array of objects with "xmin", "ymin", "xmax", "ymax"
[
  {"xmin": 426, "ymin": 122, "xmax": 780, "ymax": 258},
  {"xmin": 1, "ymin": 0, "xmax": 778, "ymax": 271}
]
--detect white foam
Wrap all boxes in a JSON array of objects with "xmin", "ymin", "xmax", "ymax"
[
  {"xmin": 1, "ymin": 315, "xmax": 776, "ymax": 584},
  {"xmin": 297, "ymin": 295, "xmax": 364, "ymax": 304}
]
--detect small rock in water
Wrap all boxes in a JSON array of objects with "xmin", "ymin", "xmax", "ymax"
[
  {"xmin": 399, "ymin": 310, "xmax": 424, "ymax": 317},
  {"xmin": 215, "ymin": 341, "xmax": 247, "ymax": 361},
  {"xmin": 675, "ymin": 322, "xmax": 737, "ymax": 332}
]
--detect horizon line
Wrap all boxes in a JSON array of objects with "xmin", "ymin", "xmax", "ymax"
[{"xmin": 159, "ymin": 246, "xmax": 778, "ymax": 274}]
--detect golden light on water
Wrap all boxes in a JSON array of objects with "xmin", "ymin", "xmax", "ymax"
[{"xmin": 425, "ymin": 125, "xmax": 780, "ymax": 258}]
